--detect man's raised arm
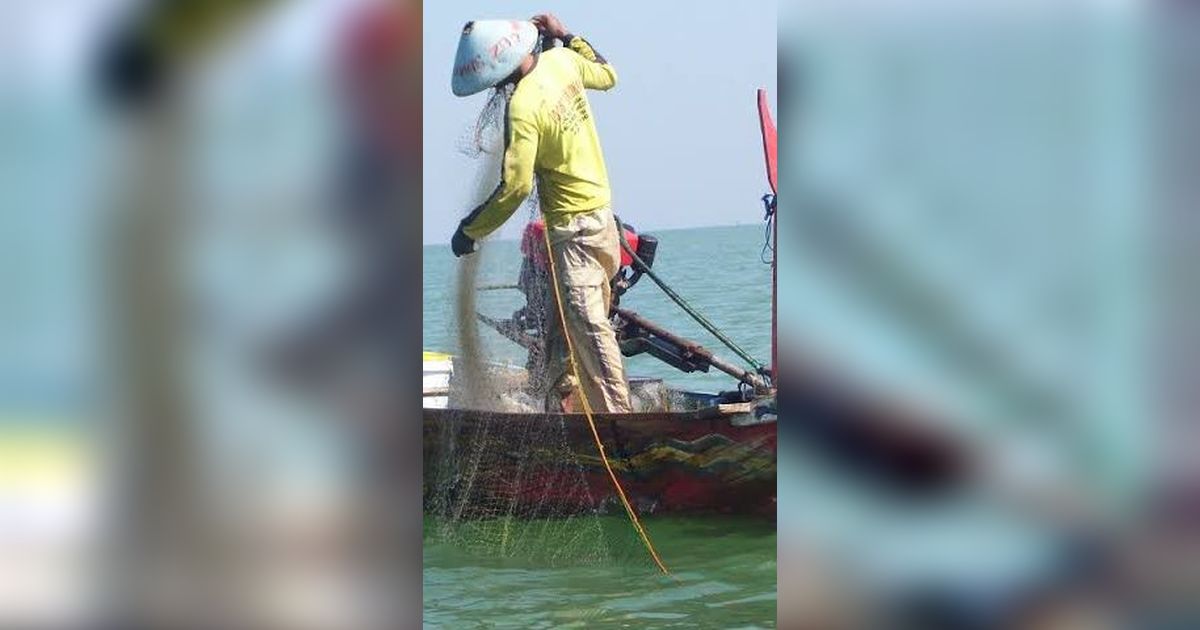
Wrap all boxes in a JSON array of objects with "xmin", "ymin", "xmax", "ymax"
[{"xmin": 533, "ymin": 13, "xmax": 617, "ymax": 91}]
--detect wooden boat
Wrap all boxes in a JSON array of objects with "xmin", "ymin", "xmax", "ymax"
[{"xmin": 423, "ymin": 353, "xmax": 777, "ymax": 516}]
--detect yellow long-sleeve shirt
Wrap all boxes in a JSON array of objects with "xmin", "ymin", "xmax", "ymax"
[{"xmin": 460, "ymin": 36, "xmax": 617, "ymax": 240}]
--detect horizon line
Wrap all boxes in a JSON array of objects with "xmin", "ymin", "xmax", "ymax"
[{"xmin": 421, "ymin": 220, "xmax": 758, "ymax": 247}]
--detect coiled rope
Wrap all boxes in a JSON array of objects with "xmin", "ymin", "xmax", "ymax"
[{"xmin": 760, "ymin": 193, "xmax": 776, "ymax": 265}]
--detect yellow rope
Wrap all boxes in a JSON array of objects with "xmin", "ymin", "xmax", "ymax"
[{"xmin": 540, "ymin": 218, "xmax": 670, "ymax": 576}]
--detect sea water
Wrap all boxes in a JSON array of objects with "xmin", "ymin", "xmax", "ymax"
[
  {"xmin": 423, "ymin": 516, "xmax": 777, "ymax": 628},
  {"xmin": 423, "ymin": 225, "xmax": 778, "ymax": 627}
]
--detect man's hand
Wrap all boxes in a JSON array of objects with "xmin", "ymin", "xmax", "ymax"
[
  {"xmin": 532, "ymin": 13, "xmax": 568, "ymax": 40},
  {"xmin": 451, "ymin": 224, "xmax": 476, "ymax": 257}
]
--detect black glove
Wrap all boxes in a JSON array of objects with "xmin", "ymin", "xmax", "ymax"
[{"xmin": 451, "ymin": 224, "xmax": 476, "ymax": 257}]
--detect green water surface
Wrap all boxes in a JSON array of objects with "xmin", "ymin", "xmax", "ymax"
[{"xmin": 423, "ymin": 516, "xmax": 776, "ymax": 628}]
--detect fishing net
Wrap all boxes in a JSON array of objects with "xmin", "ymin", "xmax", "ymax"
[
  {"xmin": 450, "ymin": 85, "xmax": 537, "ymax": 412},
  {"xmin": 426, "ymin": 86, "xmax": 651, "ymax": 568}
]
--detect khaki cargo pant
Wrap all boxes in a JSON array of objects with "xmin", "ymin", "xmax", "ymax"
[{"xmin": 541, "ymin": 206, "xmax": 633, "ymax": 414}]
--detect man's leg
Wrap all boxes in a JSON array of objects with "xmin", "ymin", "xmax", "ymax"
[
  {"xmin": 541, "ymin": 281, "xmax": 574, "ymax": 411},
  {"xmin": 557, "ymin": 282, "xmax": 631, "ymax": 413},
  {"xmin": 547, "ymin": 208, "xmax": 632, "ymax": 414}
]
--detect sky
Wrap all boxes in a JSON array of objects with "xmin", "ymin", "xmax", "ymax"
[{"xmin": 422, "ymin": 1, "xmax": 778, "ymax": 244}]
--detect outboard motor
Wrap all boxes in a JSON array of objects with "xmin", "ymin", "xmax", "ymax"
[{"xmin": 612, "ymin": 220, "xmax": 657, "ymax": 306}]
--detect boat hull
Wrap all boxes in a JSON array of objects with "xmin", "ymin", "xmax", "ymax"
[{"xmin": 423, "ymin": 407, "xmax": 776, "ymax": 517}]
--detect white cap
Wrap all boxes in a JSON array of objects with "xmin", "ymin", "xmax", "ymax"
[{"xmin": 451, "ymin": 20, "xmax": 539, "ymax": 97}]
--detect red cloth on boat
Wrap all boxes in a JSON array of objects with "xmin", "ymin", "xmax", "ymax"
[{"xmin": 521, "ymin": 219, "xmax": 638, "ymax": 269}]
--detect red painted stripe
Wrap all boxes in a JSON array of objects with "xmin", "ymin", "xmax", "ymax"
[{"xmin": 757, "ymin": 89, "xmax": 778, "ymax": 195}]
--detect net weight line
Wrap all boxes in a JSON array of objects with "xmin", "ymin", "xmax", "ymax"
[{"xmin": 540, "ymin": 218, "xmax": 671, "ymax": 576}]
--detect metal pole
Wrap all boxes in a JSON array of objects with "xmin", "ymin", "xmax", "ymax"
[{"xmin": 616, "ymin": 308, "xmax": 769, "ymax": 392}]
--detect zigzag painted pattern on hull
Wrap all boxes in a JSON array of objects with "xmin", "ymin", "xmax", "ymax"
[{"xmin": 575, "ymin": 433, "xmax": 775, "ymax": 483}]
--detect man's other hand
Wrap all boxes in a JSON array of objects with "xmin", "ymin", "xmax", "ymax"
[
  {"xmin": 532, "ymin": 13, "xmax": 568, "ymax": 40},
  {"xmin": 452, "ymin": 225, "xmax": 476, "ymax": 257}
]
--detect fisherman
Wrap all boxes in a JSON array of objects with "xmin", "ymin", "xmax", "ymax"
[{"xmin": 449, "ymin": 14, "xmax": 632, "ymax": 414}]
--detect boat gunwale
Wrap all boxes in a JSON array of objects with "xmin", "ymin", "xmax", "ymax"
[{"xmin": 423, "ymin": 403, "xmax": 769, "ymax": 425}]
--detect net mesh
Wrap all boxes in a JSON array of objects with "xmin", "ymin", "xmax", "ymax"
[{"xmin": 426, "ymin": 86, "xmax": 650, "ymax": 568}]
